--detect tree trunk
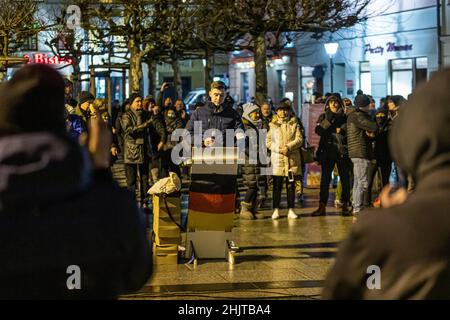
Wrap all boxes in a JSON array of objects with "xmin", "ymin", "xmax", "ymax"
[
  {"xmin": 72, "ymin": 62, "xmax": 81, "ymax": 100},
  {"xmin": 147, "ymin": 60, "xmax": 156, "ymax": 98},
  {"xmin": 129, "ymin": 38, "xmax": 143, "ymax": 94},
  {"xmin": 204, "ymin": 48, "xmax": 215, "ymax": 91},
  {"xmin": 0, "ymin": 62, "xmax": 6, "ymax": 83},
  {"xmin": 254, "ymin": 33, "xmax": 268, "ymax": 106},
  {"xmin": 171, "ymin": 58, "xmax": 182, "ymax": 99}
]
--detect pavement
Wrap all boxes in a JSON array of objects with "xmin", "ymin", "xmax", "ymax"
[{"xmin": 118, "ymin": 181, "xmax": 357, "ymax": 300}]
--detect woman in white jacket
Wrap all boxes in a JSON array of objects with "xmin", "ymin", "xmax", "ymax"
[{"xmin": 266, "ymin": 102, "xmax": 303, "ymax": 219}]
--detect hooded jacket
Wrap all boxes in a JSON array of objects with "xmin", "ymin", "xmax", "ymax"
[
  {"xmin": 122, "ymin": 108, "xmax": 152, "ymax": 164},
  {"xmin": 0, "ymin": 133, "xmax": 151, "ymax": 299},
  {"xmin": 323, "ymin": 68, "xmax": 450, "ymax": 299},
  {"xmin": 315, "ymin": 96, "xmax": 348, "ymax": 162}
]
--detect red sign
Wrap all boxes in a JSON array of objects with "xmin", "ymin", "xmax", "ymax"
[{"xmin": 24, "ymin": 53, "xmax": 72, "ymax": 65}]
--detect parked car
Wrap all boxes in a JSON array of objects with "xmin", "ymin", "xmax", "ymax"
[{"xmin": 184, "ymin": 89, "xmax": 206, "ymax": 112}]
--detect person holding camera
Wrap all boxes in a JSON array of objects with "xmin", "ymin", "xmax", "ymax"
[{"xmin": 266, "ymin": 102, "xmax": 302, "ymax": 220}]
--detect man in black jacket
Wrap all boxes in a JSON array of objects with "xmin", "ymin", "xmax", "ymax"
[
  {"xmin": 312, "ymin": 95, "xmax": 352, "ymax": 216},
  {"xmin": 347, "ymin": 94, "xmax": 378, "ymax": 214},
  {"xmin": 122, "ymin": 93, "xmax": 153, "ymax": 207},
  {"xmin": 0, "ymin": 65, "xmax": 151, "ymax": 299},
  {"xmin": 323, "ymin": 68, "xmax": 450, "ymax": 299}
]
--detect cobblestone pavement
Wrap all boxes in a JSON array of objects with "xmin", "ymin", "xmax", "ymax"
[{"xmin": 119, "ymin": 179, "xmax": 357, "ymax": 300}]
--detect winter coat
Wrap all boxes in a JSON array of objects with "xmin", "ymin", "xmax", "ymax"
[
  {"xmin": 187, "ymin": 101, "xmax": 245, "ymax": 146},
  {"xmin": 266, "ymin": 116, "xmax": 302, "ymax": 177},
  {"xmin": 323, "ymin": 68, "xmax": 450, "ymax": 299},
  {"xmin": 346, "ymin": 108, "xmax": 378, "ymax": 159},
  {"xmin": 315, "ymin": 108, "xmax": 348, "ymax": 163},
  {"xmin": 163, "ymin": 113, "xmax": 184, "ymax": 151},
  {"xmin": 241, "ymin": 118, "xmax": 263, "ymax": 189},
  {"xmin": 261, "ymin": 113, "xmax": 273, "ymax": 132},
  {"xmin": 147, "ymin": 113, "xmax": 167, "ymax": 154},
  {"xmin": 73, "ymin": 106, "xmax": 91, "ymax": 133},
  {"xmin": 0, "ymin": 133, "xmax": 152, "ymax": 299},
  {"xmin": 122, "ymin": 109, "xmax": 152, "ymax": 164}
]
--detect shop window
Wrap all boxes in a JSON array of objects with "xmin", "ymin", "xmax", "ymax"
[
  {"xmin": 240, "ymin": 72, "xmax": 249, "ymax": 103},
  {"xmin": 301, "ymin": 66, "xmax": 315, "ymax": 103},
  {"xmin": 390, "ymin": 57, "xmax": 427, "ymax": 98},
  {"xmin": 277, "ymin": 69, "xmax": 287, "ymax": 101},
  {"xmin": 359, "ymin": 61, "xmax": 371, "ymax": 95},
  {"xmin": 22, "ymin": 34, "xmax": 38, "ymax": 51}
]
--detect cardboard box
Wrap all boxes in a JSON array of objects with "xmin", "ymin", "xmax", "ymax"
[
  {"xmin": 153, "ymin": 253, "xmax": 178, "ymax": 265},
  {"xmin": 154, "ymin": 235, "xmax": 182, "ymax": 246},
  {"xmin": 153, "ymin": 243, "xmax": 178, "ymax": 254},
  {"xmin": 153, "ymin": 225, "xmax": 180, "ymax": 238},
  {"xmin": 153, "ymin": 195, "xmax": 181, "ymax": 219}
]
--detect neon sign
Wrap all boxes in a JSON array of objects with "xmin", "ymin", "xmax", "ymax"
[{"xmin": 24, "ymin": 53, "xmax": 72, "ymax": 65}]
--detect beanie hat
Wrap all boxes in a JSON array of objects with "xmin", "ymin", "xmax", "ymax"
[
  {"xmin": 128, "ymin": 92, "xmax": 142, "ymax": 105},
  {"xmin": 79, "ymin": 91, "xmax": 94, "ymax": 105},
  {"xmin": 354, "ymin": 94, "xmax": 371, "ymax": 109},
  {"xmin": 0, "ymin": 64, "xmax": 66, "ymax": 135}
]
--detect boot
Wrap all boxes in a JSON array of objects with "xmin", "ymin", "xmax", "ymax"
[
  {"xmin": 341, "ymin": 201, "xmax": 353, "ymax": 216},
  {"xmin": 312, "ymin": 202, "xmax": 326, "ymax": 216},
  {"xmin": 240, "ymin": 201, "xmax": 255, "ymax": 220},
  {"xmin": 272, "ymin": 208, "xmax": 280, "ymax": 220},
  {"xmin": 288, "ymin": 208, "xmax": 299, "ymax": 219},
  {"xmin": 251, "ymin": 200, "xmax": 265, "ymax": 219}
]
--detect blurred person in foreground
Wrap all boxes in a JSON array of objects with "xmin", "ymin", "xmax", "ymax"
[
  {"xmin": 323, "ymin": 68, "xmax": 450, "ymax": 299},
  {"xmin": 0, "ymin": 65, "xmax": 151, "ymax": 299}
]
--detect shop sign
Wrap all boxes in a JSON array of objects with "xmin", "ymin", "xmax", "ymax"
[
  {"xmin": 24, "ymin": 53, "xmax": 72, "ymax": 65},
  {"xmin": 365, "ymin": 42, "xmax": 413, "ymax": 56}
]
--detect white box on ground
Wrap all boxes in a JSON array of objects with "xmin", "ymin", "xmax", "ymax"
[{"xmin": 185, "ymin": 231, "xmax": 233, "ymax": 259}]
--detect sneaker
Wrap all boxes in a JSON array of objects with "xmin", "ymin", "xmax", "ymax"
[
  {"xmin": 272, "ymin": 209, "xmax": 280, "ymax": 220},
  {"xmin": 334, "ymin": 199, "xmax": 342, "ymax": 208},
  {"xmin": 287, "ymin": 209, "xmax": 298, "ymax": 219}
]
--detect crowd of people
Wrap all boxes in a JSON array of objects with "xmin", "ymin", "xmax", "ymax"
[{"xmin": 64, "ymin": 76, "xmax": 411, "ymax": 221}]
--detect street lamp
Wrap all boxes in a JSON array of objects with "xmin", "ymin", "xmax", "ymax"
[{"xmin": 324, "ymin": 42, "xmax": 339, "ymax": 93}]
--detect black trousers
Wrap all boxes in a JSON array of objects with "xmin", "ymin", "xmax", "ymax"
[
  {"xmin": 125, "ymin": 163, "xmax": 150, "ymax": 204},
  {"xmin": 319, "ymin": 157, "xmax": 351, "ymax": 204},
  {"xmin": 272, "ymin": 176, "xmax": 296, "ymax": 209},
  {"xmin": 160, "ymin": 149, "xmax": 181, "ymax": 180},
  {"xmin": 365, "ymin": 160, "xmax": 392, "ymax": 206}
]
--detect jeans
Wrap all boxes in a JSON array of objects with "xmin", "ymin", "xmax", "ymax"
[{"xmin": 351, "ymin": 158, "xmax": 370, "ymax": 213}]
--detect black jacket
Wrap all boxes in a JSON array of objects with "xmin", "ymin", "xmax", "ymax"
[
  {"xmin": 315, "ymin": 108, "xmax": 348, "ymax": 162},
  {"xmin": 241, "ymin": 118, "xmax": 263, "ymax": 189},
  {"xmin": 163, "ymin": 112, "xmax": 184, "ymax": 151},
  {"xmin": 346, "ymin": 108, "xmax": 377, "ymax": 159},
  {"xmin": 122, "ymin": 109, "xmax": 152, "ymax": 164},
  {"xmin": 0, "ymin": 133, "xmax": 151, "ymax": 299},
  {"xmin": 147, "ymin": 112, "xmax": 167, "ymax": 154},
  {"xmin": 187, "ymin": 101, "xmax": 245, "ymax": 146},
  {"xmin": 323, "ymin": 68, "xmax": 450, "ymax": 299}
]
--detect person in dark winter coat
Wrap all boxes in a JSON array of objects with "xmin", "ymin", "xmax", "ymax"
[
  {"xmin": 122, "ymin": 93, "xmax": 153, "ymax": 207},
  {"xmin": 312, "ymin": 95, "xmax": 352, "ymax": 216},
  {"xmin": 323, "ymin": 68, "xmax": 450, "ymax": 299},
  {"xmin": 239, "ymin": 103, "xmax": 265, "ymax": 220},
  {"xmin": 259, "ymin": 101, "xmax": 274, "ymax": 206},
  {"xmin": 0, "ymin": 64, "xmax": 151, "ymax": 299},
  {"xmin": 387, "ymin": 95, "xmax": 407, "ymax": 188},
  {"xmin": 161, "ymin": 107, "xmax": 183, "ymax": 179},
  {"xmin": 74, "ymin": 91, "xmax": 95, "ymax": 133},
  {"xmin": 148, "ymin": 103, "xmax": 167, "ymax": 184},
  {"xmin": 346, "ymin": 94, "xmax": 378, "ymax": 214},
  {"xmin": 187, "ymin": 81, "xmax": 245, "ymax": 148}
]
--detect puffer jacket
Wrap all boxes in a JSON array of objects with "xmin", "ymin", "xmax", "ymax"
[
  {"xmin": 346, "ymin": 108, "xmax": 378, "ymax": 159},
  {"xmin": 241, "ymin": 118, "xmax": 263, "ymax": 189},
  {"xmin": 122, "ymin": 109, "xmax": 152, "ymax": 164},
  {"xmin": 0, "ymin": 133, "xmax": 151, "ymax": 299},
  {"xmin": 315, "ymin": 104, "xmax": 348, "ymax": 163},
  {"xmin": 266, "ymin": 116, "xmax": 302, "ymax": 176}
]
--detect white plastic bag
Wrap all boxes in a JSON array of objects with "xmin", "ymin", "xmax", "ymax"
[{"xmin": 147, "ymin": 172, "xmax": 181, "ymax": 195}]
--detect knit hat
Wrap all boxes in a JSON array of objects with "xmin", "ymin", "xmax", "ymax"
[
  {"xmin": 128, "ymin": 92, "xmax": 142, "ymax": 105},
  {"xmin": 79, "ymin": 91, "xmax": 94, "ymax": 105},
  {"xmin": 0, "ymin": 64, "xmax": 66, "ymax": 135},
  {"xmin": 354, "ymin": 94, "xmax": 370, "ymax": 109},
  {"xmin": 242, "ymin": 102, "xmax": 260, "ymax": 122}
]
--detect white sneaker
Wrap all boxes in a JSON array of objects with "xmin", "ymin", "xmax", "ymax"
[
  {"xmin": 272, "ymin": 209, "xmax": 280, "ymax": 220},
  {"xmin": 288, "ymin": 209, "xmax": 298, "ymax": 219}
]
